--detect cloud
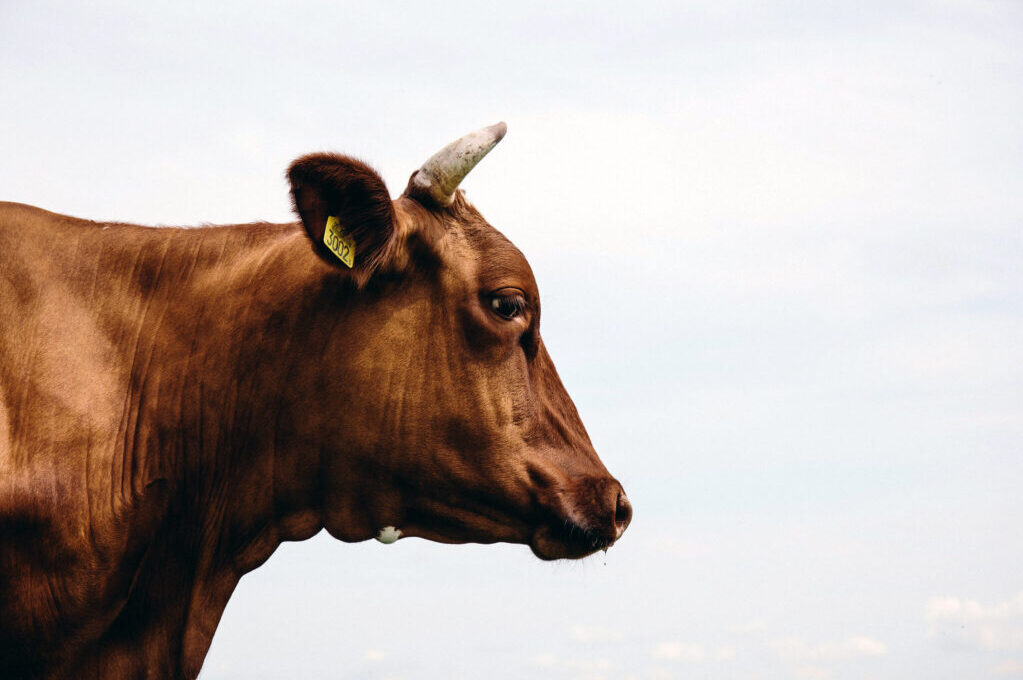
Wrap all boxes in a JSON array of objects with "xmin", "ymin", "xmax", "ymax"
[
  {"xmin": 529, "ymin": 652, "xmax": 614, "ymax": 675},
  {"xmin": 767, "ymin": 636, "xmax": 886, "ymax": 680},
  {"xmin": 364, "ymin": 649, "xmax": 386, "ymax": 661},
  {"xmin": 529, "ymin": 652, "xmax": 558, "ymax": 668},
  {"xmin": 926, "ymin": 592, "xmax": 1023, "ymax": 651},
  {"xmin": 569, "ymin": 624, "xmax": 625, "ymax": 644},
  {"xmin": 729, "ymin": 621, "xmax": 770, "ymax": 636},
  {"xmin": 789, "ymin": 665, "xmax": 833, "ymax": 680},
  {"xmin": 769, "ymin": 635, "xmax": 887, "ymax": 664},
  {"xmin": 644, "ymin": 667, "xmax": 673, "ymax": 680},
  {"xmin": 991, "ymin": 660, "xmax": 1023, "ymax": 677},
  {"xmin": 651, "ymin": 641, "xmax": 705, "ymax": 663},
  {"xmin": 648, "ymin": 641, "xmax": 737, "ymax": 664}
]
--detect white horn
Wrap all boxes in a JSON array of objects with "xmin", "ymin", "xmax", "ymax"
[{"xmin": 409, "ymin": 122, "xmax": 507, "ymax": 208}]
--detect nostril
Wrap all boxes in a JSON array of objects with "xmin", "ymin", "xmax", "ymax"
[{"xmin": 614, "ymin": 491, "xmax": 632, "ymax": 538}]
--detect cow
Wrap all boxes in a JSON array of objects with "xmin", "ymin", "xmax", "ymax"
[{"xmin": 0, "ymin": 123, "xmax": 632, "ymax": 679}]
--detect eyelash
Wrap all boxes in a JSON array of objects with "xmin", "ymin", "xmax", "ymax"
[{"xmin": 489, "ymin": 292, "xmax": 527, "ymax": 320}]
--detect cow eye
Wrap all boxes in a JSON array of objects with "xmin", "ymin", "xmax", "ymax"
[{"xmin": 488, "ymin": 290, "xmax": 527, "ymax": 320}]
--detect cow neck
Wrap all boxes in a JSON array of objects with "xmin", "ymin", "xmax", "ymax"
[
  {"xmin": 145, "ymin": 223, "xmax": 330, "ymax": 539},
  {"xmin": 100, "ymin": 221, "xmax": 334, "ymax": 677}
]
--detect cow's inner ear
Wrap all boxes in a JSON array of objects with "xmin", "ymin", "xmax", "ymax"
[{"xmin": 287, "ymin": 154, "xmax": 396, "ymax": 277}]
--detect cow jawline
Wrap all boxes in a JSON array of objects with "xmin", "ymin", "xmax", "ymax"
[{"xmin": 398, "ymin": 500, "xmax": 532, "ymax": 546}]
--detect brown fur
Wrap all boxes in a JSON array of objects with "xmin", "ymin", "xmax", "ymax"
[{"xmin": 0, "ymin": 152, "xmax": 630, "ymax": 679}]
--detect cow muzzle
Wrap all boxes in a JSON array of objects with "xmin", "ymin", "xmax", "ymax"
[{"xmin": 530, "ymin": 476, "xmax": 632, "ymax": 560}]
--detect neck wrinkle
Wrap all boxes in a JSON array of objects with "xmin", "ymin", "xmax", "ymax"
[
  {"xmin": 175, "ymin": 228, "xmax": 325, "ymax": 569},
  {"xmin": 115, "ymin": 223, "xmax": 325, "ymax": 678}
]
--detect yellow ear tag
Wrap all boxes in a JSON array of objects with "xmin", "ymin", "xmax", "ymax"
[{"xmin": 323, "ymin": 215, "xmax": 356, "ymax": 268}]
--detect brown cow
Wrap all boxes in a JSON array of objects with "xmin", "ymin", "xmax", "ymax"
[{"xmin": 0, "ymin": 123, "xmax": 631, "ymax": 679}]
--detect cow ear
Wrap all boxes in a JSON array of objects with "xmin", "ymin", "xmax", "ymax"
[{"xmin": 287, "ymin": 154, "xmax": 396, "ymax": 277}]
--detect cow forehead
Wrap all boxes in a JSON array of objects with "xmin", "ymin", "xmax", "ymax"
[
  {"xmin": 397, "ymin": 196, "xmax": 538, "ymax": 296},
  {"xmin": 462, "ymin": 221, "xmax": 535, "ymax": 290}
]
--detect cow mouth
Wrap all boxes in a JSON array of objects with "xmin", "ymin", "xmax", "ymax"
[
  {"xmin": 388, "ymin": 506, "xmax": 621, "ymax": 560},
  {"xmin": 529, "ymin": 519, "xmax": 620, "ymax": 561}
]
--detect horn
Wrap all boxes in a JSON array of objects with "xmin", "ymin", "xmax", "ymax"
[{"xmin": 408, "ymin": 122, "xmax": 507, "ymax": 208}]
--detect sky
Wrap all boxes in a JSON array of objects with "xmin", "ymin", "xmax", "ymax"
[{"xmin": 2, "ymin": 1, "xmax": 1022, "ymax": 678}]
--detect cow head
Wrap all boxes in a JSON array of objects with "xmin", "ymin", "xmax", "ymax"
[{"xmin": 285, "ymin": 124, "xmax": 630, "ymax": 560}]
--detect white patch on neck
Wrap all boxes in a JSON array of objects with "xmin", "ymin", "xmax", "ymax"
[{"xmin": 376, "ymin": 526, "xmax": 402, "ymax": 544}]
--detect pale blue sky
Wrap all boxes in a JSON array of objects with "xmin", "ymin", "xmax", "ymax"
[{"xmin": 3, "ymin": 2, "xmax": 1022, "ymax": 678}]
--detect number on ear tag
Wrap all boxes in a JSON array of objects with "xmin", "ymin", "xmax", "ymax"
[{"xmin": 323, "ymin": 216, "xmax": 356, "ymax": 268}]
